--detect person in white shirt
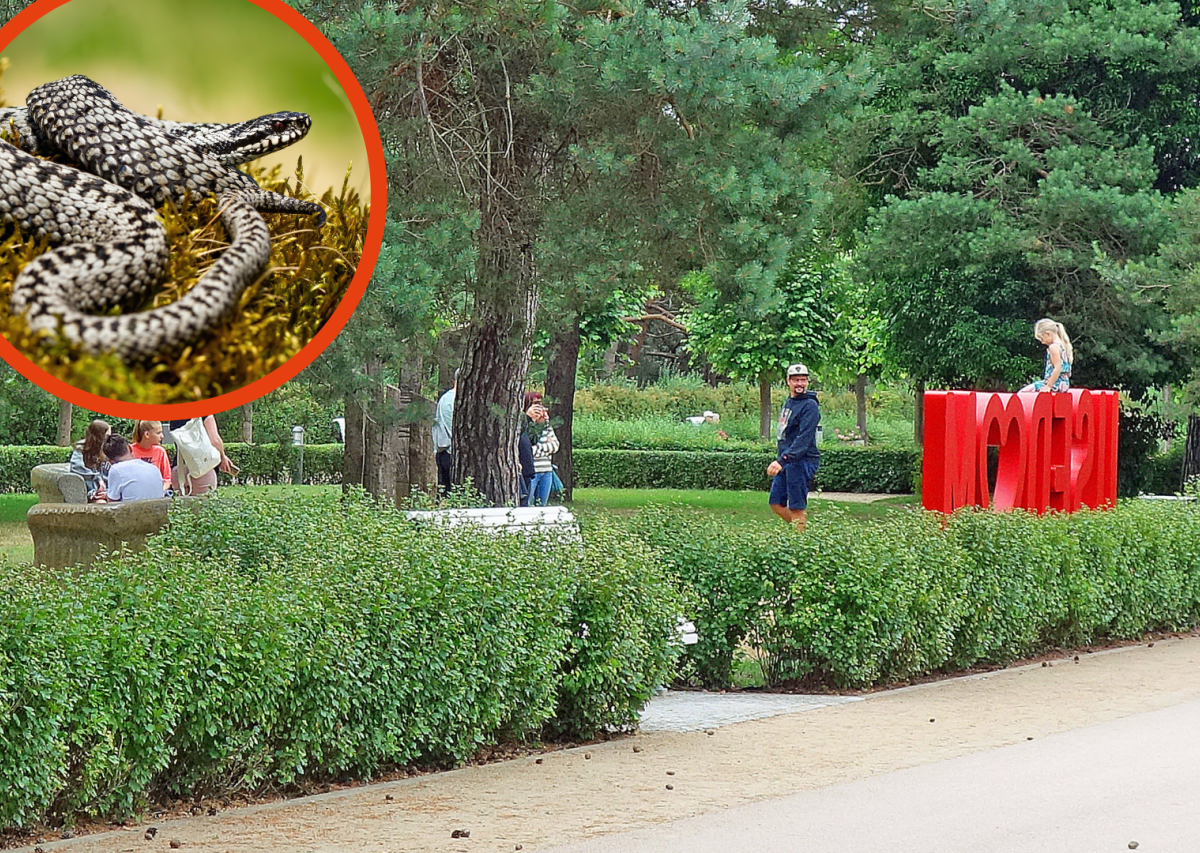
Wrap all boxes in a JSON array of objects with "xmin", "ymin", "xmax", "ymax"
[
  {"xmin": 102, "ymin": 435, "xmax": 166, "ymax": 502},
  {"xmin": 432, "ymin": 369, "xmax": 458, "ymax": 496}
]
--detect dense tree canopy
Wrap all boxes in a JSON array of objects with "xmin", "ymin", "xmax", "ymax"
[
  {"xmin": 850, "ymin": 0, "xmax": 1200, "ymax": 392},
  {"xmin": 295, "ymin": 0, "xmax": 861, "ymax": 501}
]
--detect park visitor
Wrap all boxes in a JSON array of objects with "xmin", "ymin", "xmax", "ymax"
[
  {"xmin": 433, "ymin": 369, "xmax": 458, "ymax": 496},
  {"xmin": 102, "ymin": 435, "xmax": 165, "ymax": 502},
  {"xmin": 525, "ymin": 393, "xmax": 560, "ymax": 506},
  {"xmin": 169, "ymin": 416, "xmax": 235, "ymax": 496},
  {"xmin": 69, "ymin": 419, "xmax": 111, "ymax": 502},
  {"xmin": 517, "ymin": 391, "xmax": 540, "ymax": 506},
  {"xmin": 767, "ymin": 363, "xmax": 821, "ymax": 532},
  {"xmin": 1020, "ymin": 318, "xmax": 1073, "ymax": 393},
  {"xmin": 130, "ymin": 420, "xmax": 172, "ymax": 493}
]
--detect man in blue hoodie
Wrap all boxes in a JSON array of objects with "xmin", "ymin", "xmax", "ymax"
[{"xmin": 767, "ymin": 363, "xmax": 820, "ymax": 531}]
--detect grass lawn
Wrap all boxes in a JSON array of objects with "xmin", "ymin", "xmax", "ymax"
[
  {"xmin": 569, "ymin": 487, "xmax": 918, "ymax": 523},
  {"xmin": 0, "ymin": 493, "xmax": 37, "ymax": 565},
  {"xmin": 0, "ymin": 486, "xmax": 919, "ymax": 565}
]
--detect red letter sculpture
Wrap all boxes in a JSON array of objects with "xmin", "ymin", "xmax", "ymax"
[{"xmin": 922, "ymin": 390, "xmax": 1118, "ymax": 514}]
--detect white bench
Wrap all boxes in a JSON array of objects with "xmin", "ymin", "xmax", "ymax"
[{"xmin": 404, "ymin": 505, "xmax": 581, "ymax": 538}]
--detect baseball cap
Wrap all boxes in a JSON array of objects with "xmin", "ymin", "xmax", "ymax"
[{"xmin": 786, "ymin": 363, "xmax": 810, "ymax": 378}]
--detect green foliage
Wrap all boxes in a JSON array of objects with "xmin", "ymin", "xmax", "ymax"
[
  {"xmin": 546, "ymin": 518, "xmax": 682, "ymax": 739},
  {"xmin": 0, "ymin": 367, "xmax": 58, "ymax": 446},
  {"xmin": 574, "ymin": 448, "xmax": 920, "ymax": 493},
  {"xmin": 852, "ymin": 0, "xmax": 1195, "ymax": 391},
  {"xmin": 0, "ymin": 446, "xmax": 77, "ymax": 492},
  {"xmin": 631, "ymin": 500, "xmax": 1200, "ymax": 689},
  {"xmin": 1144, "ymin": 444, "xmax": 1187, "ymax": 495},
  {"xmin": 684, "ymin": 248, "xmax": 839, "ymax": 387},
  {"xmin": 574, "ymin": 414, "xmax": 765, "ymax": 449},
  {"xmin": 0, "ymin": 491, "xmax": 678, "ymax": 829},
  {"xmin": 1118, "ymin": 398, "xmax": 1176, "ymax": 496}
]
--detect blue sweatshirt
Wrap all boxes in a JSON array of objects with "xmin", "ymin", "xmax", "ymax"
[{"xmin": 776, "ymin": 391, "xmax": 820, "ymax": 465}]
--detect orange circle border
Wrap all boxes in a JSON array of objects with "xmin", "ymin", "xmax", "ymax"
[{"xmin": 0, "ymin": 0, "xmax": 386, "ymax": 420}]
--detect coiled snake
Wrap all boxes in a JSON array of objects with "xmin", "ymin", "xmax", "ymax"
[{"xmin": 0, "ymin": 75, "xmax": 325, "ymax": 361}]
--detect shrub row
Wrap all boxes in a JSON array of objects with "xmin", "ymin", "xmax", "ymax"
[
  {"xmin": 573, "ymin": 448, "xmax": 921, "ymax": 494},
  {"xmin": 627, "ymin": 500, "xmax": 1200, "ymax": 689},
  {"xmin": 0, "ymin": 443, "xmax": 344, "ymax": 493},
  {"xmin": 0, "ymin": 492, "xmax": 680, "ymax": 830}
]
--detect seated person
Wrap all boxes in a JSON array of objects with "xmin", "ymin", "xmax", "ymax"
[
  {"xmin": 130, "ymin": 420, "xmax": 173, "ymax": 493},
  {"xmin": 102, "ymin": 435, "xmax": 166, "ymax": 502},
  {"xmin": 69, "ymin": 419, "xmax": 112, "ymax": 502}
]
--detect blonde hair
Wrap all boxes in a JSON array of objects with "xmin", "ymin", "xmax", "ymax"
[
  {"xmin": 131, "ymin": 420, "xmax": 161, "ymax": 445},
  {"xmin": 1034, "ymin": 318, "xmax": 1073, "ymax": 363}
]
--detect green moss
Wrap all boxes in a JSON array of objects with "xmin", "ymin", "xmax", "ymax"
[{"xmin": 0, "ymin": 157, "xmax": 368, "ymax": 404}]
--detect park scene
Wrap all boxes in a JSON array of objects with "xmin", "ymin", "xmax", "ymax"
[{"xmin": 4, "ymin": 0, "xmax": 1200, "ymax": 849}]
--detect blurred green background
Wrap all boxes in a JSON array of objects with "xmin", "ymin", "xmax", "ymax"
[{"xmin": 0, "ymin": 0, "xmax": 371, "ymax": 198}]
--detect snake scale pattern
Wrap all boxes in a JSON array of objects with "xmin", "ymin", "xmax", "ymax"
[{"xmin": 0, "ymin": 75, "xmax": 325, "ymax": 361}]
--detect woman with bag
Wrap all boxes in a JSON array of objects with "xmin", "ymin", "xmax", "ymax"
[{"xmin": 169, "ymin": 416, "xmax": 235, "ymax": 496}]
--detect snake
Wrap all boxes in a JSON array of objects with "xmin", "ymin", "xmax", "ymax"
[{"xmin": 0, "ymin": 75, "xmax": 325, "ymax": 361}]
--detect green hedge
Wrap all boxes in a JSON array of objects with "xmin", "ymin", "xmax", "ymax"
[
  {"xmin": 0, "ymin": 446, "xmax": 72, "ymax": 491},
  {"xmin": 0, "ymin": 443, "xmax": 345, "ymax": 493},
  {"xmin": 629, "ymin": 500, "xmax": 1200, "ymax": 689},
  {"xmin": 1142, "ymin": 444, "xmax": 1186, "ymax": 495},
  {"xmin": 574, "ymin": 447, "xmax": 920, "ymax": 493},
  {"xmin": 0, "ymin": 492, "xmax": 680, "ymax": 829}
]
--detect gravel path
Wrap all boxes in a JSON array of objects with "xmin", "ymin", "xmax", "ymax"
[{"xmin": 17, "ymin": 636, "xmax": 1200, "ymax": 853}]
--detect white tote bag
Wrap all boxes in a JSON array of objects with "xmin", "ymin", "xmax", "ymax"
[{"xmin": 174, "ymin": 417, "xmax": 221, "ymax": 493}]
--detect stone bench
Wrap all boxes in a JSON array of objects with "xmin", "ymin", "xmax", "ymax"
[
  {"xmin": 28, "ymin": 463, "xmax": 177, "ymax": 570},
  {"xmin": 31, "ymin": 462, "xmax": 88, "ymax": 504}
]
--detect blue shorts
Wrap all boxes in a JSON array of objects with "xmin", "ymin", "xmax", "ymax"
[{"xmin": 769, "ymin": 459, "xmax": 818, "ymax": 511}]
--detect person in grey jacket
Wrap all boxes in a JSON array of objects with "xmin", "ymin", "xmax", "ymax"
[{"xmin": 767, "ymin": 363, "xmax": 820, "ymax": 531}]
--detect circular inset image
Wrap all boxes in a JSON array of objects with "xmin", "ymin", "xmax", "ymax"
[{"xmin": 0, "ymin": 0, "xmax": 385, "ymax": 417}]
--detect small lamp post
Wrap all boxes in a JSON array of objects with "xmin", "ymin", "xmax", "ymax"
[{"xmin": 291, "ymin": 425, "xmax": 305, "ymax": 485}]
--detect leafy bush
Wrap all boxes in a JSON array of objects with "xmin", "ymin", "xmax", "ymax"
[
  {"xmin": 0, "ymin": 446, "xmax": 77, "ymax": 491},
  {"xmin": 1143, "ymin": 445, "xmax": 1185, "ymax": 495},
  {"xmin": 629, "ymin": 500, "xmax": 1200, "ymax": 689},
  {"xmin": 0, "ymin": 492, "xmax": 679, "ymax": 829},
  {"xmin": 573, "ymin": 413, "xmax": 765, "ymax": 449},
  {"xmin": 1118, "ymin": 400, "xmax": 1175, "ymax": 497},
  {"xmin": 574, "ymin": 448, "xmax": 920, "ymax": 493}
]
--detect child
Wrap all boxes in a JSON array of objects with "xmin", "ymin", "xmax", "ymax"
[
  {"xmin": 1020, "ymin": 318, "xmax": 1073, "ymax": 393},
  {"xmin": 102, "ymin": 435, "xmax": 166, "ymax": 502},
  {"xmin": 130, "ymin": 420, "xmax": 172, "ymax": 492}
]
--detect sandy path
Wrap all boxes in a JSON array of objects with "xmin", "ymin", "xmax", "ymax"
[{"xmin": 17, "ymin": 636, "xmax": 1200, "ymax": 853}]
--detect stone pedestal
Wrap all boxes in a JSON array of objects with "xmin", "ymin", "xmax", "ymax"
[{"xmin": 26, "ymin": 499, "xmax": 172, "ymax": 570}]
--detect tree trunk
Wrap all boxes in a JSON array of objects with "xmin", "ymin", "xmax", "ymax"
[
  {"xmin": 545, "ymin": 316, "xmax": 582, "ymax": 501},
  {"xmin": 855, "ymin": 373, "xmax": 869, "ymax": 440},
  {"xmin": 343, "ymin": 357, "xmax": 436, "ymax": 502},
  {"xmin": 239, "ymin": 403, "xmax": 254, "ymax": 443},
  {"xmin": 342, "ymin": 358, "xmax": 382, "ymax": 492},
  {"xmin": 56, "ymin": 399, "xmax": 73, "ymax": 446},
  {"xmin": 913, "ymin": 380, "xmax": 926, "ymax": 446},
  {"xmin": 452, "ymin": 137, "xmax": 540, "ymax": 506},
  {"xmin": 1183, "ymin": 415, "xmax": 1200, "ymax": 491},
  {"xmin": 759, "ymin": 374, "xmax": 773, "ymax": 440}
]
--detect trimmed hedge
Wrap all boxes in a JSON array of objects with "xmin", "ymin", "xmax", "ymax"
[
  {"xmin": 574, "ymin": 447, "xmax": 920, "ymax": 494},
  {"xmin": 629, "ymin": 500, "xmax": 1200, "ymax": 689},
  {"xmin": 0, "ymin": 492, "xmax": 680, "ymax": 829},
  {"xmin": 0, "ymin": 443, "xmax": 344, "ymax": 493}
]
